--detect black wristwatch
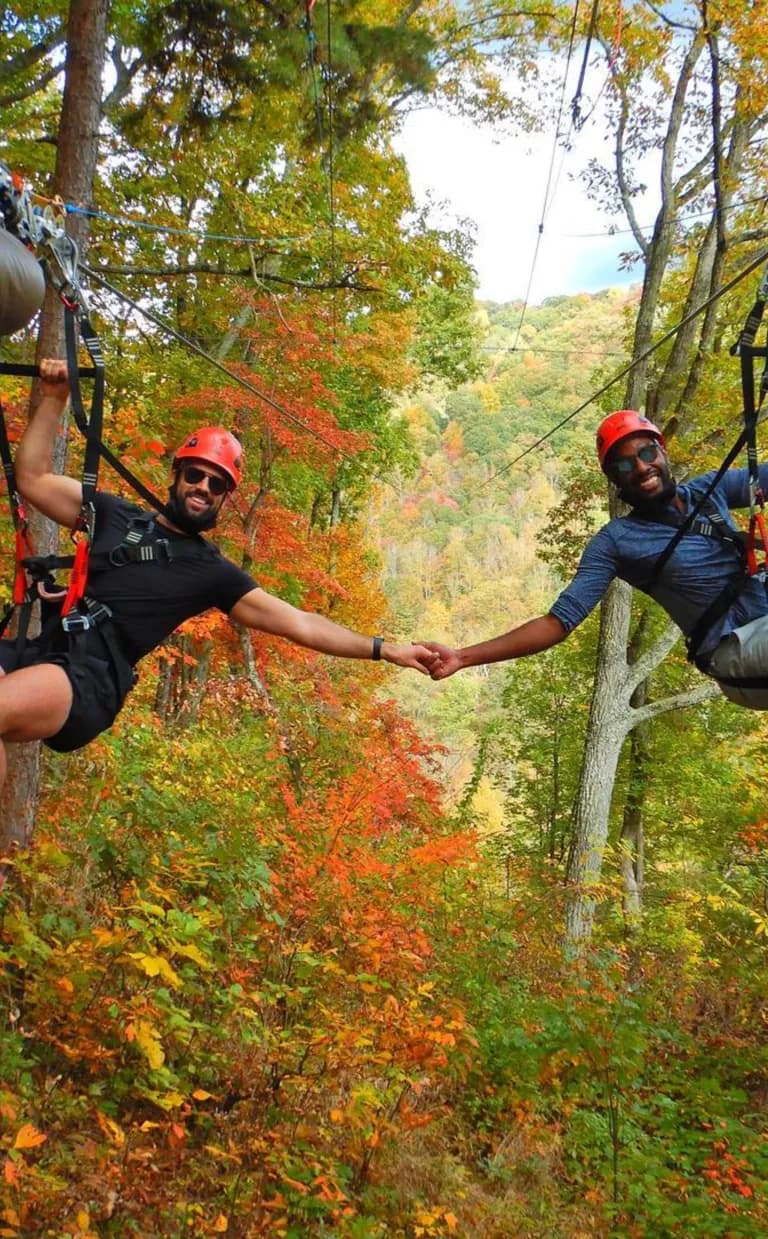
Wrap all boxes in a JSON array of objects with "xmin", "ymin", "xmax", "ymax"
[{"xmin": 372, "ymin": 635, "xmax": 383, "ymax": 660}]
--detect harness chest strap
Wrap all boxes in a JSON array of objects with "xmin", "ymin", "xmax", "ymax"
[
  {"xmin": 85, "ymin": 516, "xmax": 216, "ymax": 572},
  {"xmin": 16, "ymin": 515, "xmax": 216, "ymax": 670},
  {"xmin": 21, "ymin": 517, "xmax": 215, "ymax": 583},
  {"xmin": 631, "ymin": 499, "xmax": 752, "ymax": 663}
]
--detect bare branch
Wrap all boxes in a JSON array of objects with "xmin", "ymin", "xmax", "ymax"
[
  {"xmin": 609, "ymin": 70, "xmax": 650, "ymax": 258},
  {"xmin": 629, "ymin": 678, "xmax": 721, "ymax": 727},
  {"xmin": 626, "ymin": 620, "xmax": 683, "ymax": 690},
  {"xmin": 731, "ymin": 226, "xmax": 768, "ymax": 246},
  {"xmin": 0, "ymin": 31, "xmax": 64, "ymax": 87},
  {"xmin": 0, "ymin": 64, "xmax": 63, "ymax": 108},
  {"xmin": 640, "ymin": 0, "xmax": 698, "ymax": 32}
]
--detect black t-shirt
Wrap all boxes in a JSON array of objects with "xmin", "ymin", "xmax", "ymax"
[{"xmin": 78, "ymin": 493, "xmax": 256, "ymax": 665}]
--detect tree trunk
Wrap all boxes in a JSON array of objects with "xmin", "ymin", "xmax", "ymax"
[
  {"xmin": 237, "ymin": 626, "xmax": 304, "ymax": 797},
  {"xmin": 618, "ymin": 689, "xmax": 649, "ymax": 933},
  {"xmin": 564, "ymin": 582, "xmax": 633, "ymax": 945},
  {"xmin": 174, "ymin": 641, "xmax": 212, "ymax": 729},
  {"xmin": 0, "ymin": 0, "xmax": 108, "ymax": 853}
]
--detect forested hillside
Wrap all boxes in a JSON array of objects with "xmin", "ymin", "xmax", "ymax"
[
  {"xmin": 372, "ymin": 291, "xmax": 637, "ymax": 804},
  {"xmin": 1, "ymin": 1, "xmax": 768, "ymax": 1236}
]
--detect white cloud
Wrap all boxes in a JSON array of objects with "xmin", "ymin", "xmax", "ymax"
[{"xmin": 394, "ymin": 102, "xmax": 657, "ymax": 303}]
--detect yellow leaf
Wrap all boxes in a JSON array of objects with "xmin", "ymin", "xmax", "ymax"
[
  {"xmin": 151, "ymin": 1091, "xmax": 185, "ymax": 1111},
  {"xmin": 133, "ymin": 1019, "xmax": 165, "ymax": 1070},
  {"xmin": 192, "ymin": 1089, "xmax": 213, "ymax": 1101},
  {"xmin": 203, "ymin": 1144, "xmax": 242, "ymax": 1164},
  {"xmin": 76, "ymin": 1210, "xmax": 90, "ymax": 1231},
  {"xmin": 130, "ymin": 953, "xmax": 181, "ymax": 989},
  {"xmin": 12, "ymin": 1124, "xmax": 46, "ymax": 1151},
  {"xmin": 96, "ymin": 1112, "xmax": 125, "ymax": 1147},
  {"xmin": 170, "ymin": 941, "xmax": 211, "ymax": 969}
]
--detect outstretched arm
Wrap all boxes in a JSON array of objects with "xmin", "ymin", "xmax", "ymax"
[
  {"xmin": 14, "ymin": 359, "xmax": 83, "ymax": 528},
  {"xmin": 423, "ymin": 614, "xmax": 568, "ymax": 680},
  {"xmin": 230, "ymin": 587, "xmax": 439, "ymax": 674}
]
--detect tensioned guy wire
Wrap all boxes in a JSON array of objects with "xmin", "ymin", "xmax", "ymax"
[{"xmin": 509, "ymin": 0, "xmax": 582, "ymax": 356}]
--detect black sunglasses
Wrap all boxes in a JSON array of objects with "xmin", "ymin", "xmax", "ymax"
[
  {"xmin": 180, "ymin": 464, "xmax": 229, "ymax": 496},
  {"xmin": 610, "ymin": 443, "xmax": 661, "ymax": 476}
]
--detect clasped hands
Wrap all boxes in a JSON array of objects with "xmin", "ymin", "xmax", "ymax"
[{"xmin": 384, "ymin": 641, "xmax": 462, "ymax": 680}]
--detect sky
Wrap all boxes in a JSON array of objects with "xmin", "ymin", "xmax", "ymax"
[{"xmin": 394, "ymin": 102, "xmax": 657, "ymax": 306}]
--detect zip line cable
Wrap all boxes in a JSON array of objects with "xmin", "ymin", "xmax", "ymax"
[
  {"xmin": 481, "ymin": 345, "xmax": 626, "ymax": 356},
  {"xmin": 59, "ymin": 184, "xmax": 767, "ymax": 252},
  {"xmin": 82, "ymin": 265, "xmax": 359, "ymax": 465},
  {"xmin": 65, "ymin": 203, "xmax": 312, "ymax": 248},
  {"xmin": 564, "ymin": 193, "xmax": 768, "ymax": 238},
  {"xmin": 478, "ymin": 244, "xmax": 768, "ymax": 488},
  {"xmin": 509, "ymin": 0, "xmax": 582, "ymax": 356}
]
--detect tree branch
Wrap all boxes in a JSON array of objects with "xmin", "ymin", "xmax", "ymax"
[
  {"xmin": 93, "ymin": 263, "xmax": 381, "ymax": 292},
  {"xmin": 629, "ymin": 678, "xmax": 721, "ymax": 727},
  {"xmin": 0, "ymin": 64, "xmax": 63, "ymax": 108},
  {"xmin": 612, "ymin": 77, "xmax": 649, "ymax": 259},
  {"xmin": 0, "ymin": 32, "xmax": 64, "ymax": 87},
  {"xmin": 627, "ymin": 619, "xmax": 682, "ymax": 690},
  {"xmin": 640, "ymin": 0, "xmax": 698, "ymax": 32}
]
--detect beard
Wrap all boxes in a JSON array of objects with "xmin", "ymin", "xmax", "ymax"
[
  {"xmin": 165, "ymin": 483, "xmax": 220, "ymax": 533},
  {"xmin": 617, "ymin": 473, "xmax": 678, "ymax": 511}
]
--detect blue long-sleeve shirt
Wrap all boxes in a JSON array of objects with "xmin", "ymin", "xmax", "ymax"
[{"xmin": 550, "ymin": 467, "xmax": 768, "ymax": 656}]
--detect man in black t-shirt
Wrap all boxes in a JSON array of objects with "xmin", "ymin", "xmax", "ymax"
[{"xmin": 0, "ymin": 359, "xmax": 436, "ymax": 774}]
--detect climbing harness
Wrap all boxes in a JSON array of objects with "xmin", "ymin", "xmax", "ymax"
[
  {"xmin": 0, "ymin": 160, "xmax": 176, "ymax": 671},
  {"xmin": 641, "ymin": 261, "xmax": 768, "ymax": 668}
]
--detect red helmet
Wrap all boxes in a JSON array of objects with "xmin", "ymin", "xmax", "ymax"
[
  {"xmin": 595, "ymin": 410, "xmax": 665, "ymax": 471},
  {"xmin": 173, "ymin": 427, "xmax": 244, "ymax": 490}
]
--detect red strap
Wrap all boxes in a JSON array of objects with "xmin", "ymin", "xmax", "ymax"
[
  {"xmin": 60, "ymin": 535, "xmax": 90, "ymax": 615},
  {"xmin": 13, "ymin": 526, "xmax": 36, "ymax": 605},
  {"xmin": 747, "ymin": 509, "xmax": 768, "ymax": 575}
]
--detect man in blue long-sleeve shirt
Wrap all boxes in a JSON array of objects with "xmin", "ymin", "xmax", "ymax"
[{"xmin": 424, "ymin": 410, "xmax": 768, "ymax": 709}]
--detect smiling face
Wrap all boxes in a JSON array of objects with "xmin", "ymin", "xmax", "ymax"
[
  {"xmin": 605, "ymin": 433, "xmax": 676, "ymax": 508},
  {"xmin": 168, "ymin": 460, "xmax": 229, "ymax": 532}
]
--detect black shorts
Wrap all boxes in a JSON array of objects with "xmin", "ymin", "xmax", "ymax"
[{"xmin": 0, "ymin": 637, "xmax": 136, "ymax": 754}]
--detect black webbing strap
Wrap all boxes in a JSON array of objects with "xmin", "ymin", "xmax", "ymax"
[
  {"xmin": 644, "ymin": 430, "xmax": 748, "ymax": 584},
  {"xmin": 85, "ymin": 513, "xmax": 213, "ymax": 574},
  {"xmin": 64, "ymin": 307, "xmax": 103, "ymax": 515},
  {"xmin": 730, "ymin": 265, "xmax": 768, "ymax": 574},
  {"xmin": 641, "ymin": 265, "xmax": 768, "ymax": 657},
  {"xmin": 63, "ymin": 307, "xmax": 174, "ymax": 519},
  {"xmin": 87, "ymin": 537, "xmax": 211, "ymax": 573},
  {"xmin": 631, "ymin": 499, "xmax": 751, "ymax": 663}
]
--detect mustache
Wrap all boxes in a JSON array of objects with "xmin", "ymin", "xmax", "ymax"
[{"xmin": 617, "ymin": 473, "xmax": 677, "ymax": 507}]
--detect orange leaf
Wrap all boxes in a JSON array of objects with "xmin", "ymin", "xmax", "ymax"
[
  {"xmin": 12, "ymin": 1125, "xmax": 46, "ymax": 1151},
  {"xmin": 3, "ymin": 1159, "xmax": 20, "ymax": 1185}
]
